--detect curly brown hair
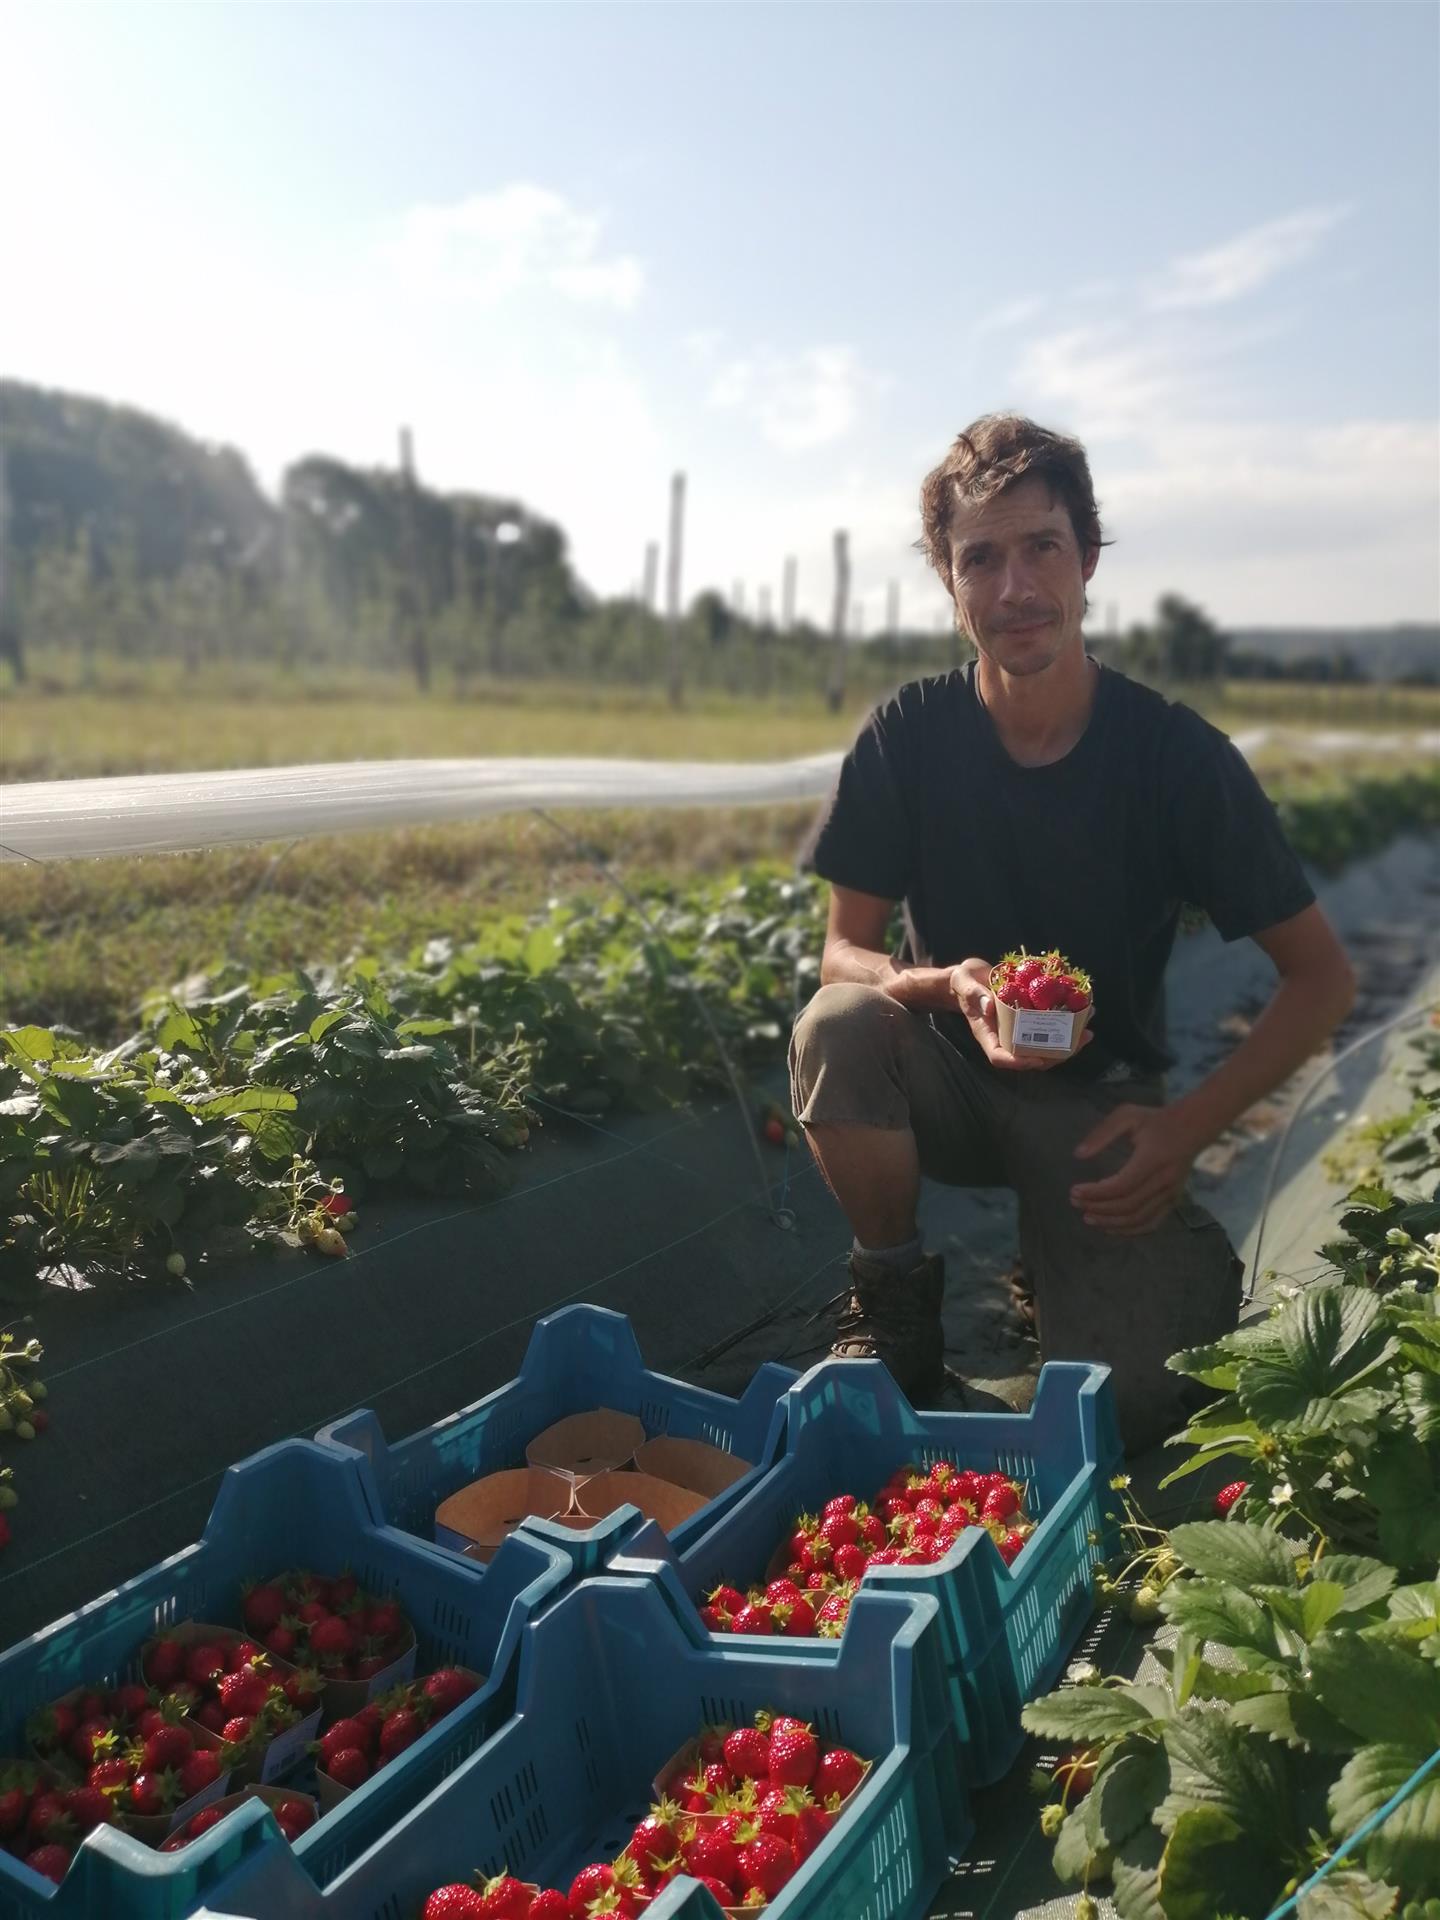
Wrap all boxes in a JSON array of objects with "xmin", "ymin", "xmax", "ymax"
[{"xmin": 916, "ymin": 412, "xmax": 1113, "ymax": 599}]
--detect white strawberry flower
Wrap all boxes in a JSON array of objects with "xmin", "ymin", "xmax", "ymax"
[{"xmin": 1269, "ymin": 1481, "xmax": 1294, "ymax": 1508}]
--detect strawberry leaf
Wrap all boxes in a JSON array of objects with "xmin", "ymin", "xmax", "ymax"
[
  {"xmin": 1154, "ymin": 1804, "xmax": 1281, "ymax": 1920},
  {"xmin": 1327, "ymin": 1742, "xmax": 1440, "ymax": 1896},
  {"xmin": 1020, "ymin": 1685, "xmax": 1169, "ymax": 1744},
  {"xmin": 1169, "ymin": 1521, "xmax": 1299, "ymax": 1589},
  {"xmin": 1307, "ymin": 1633, "xmax": 1440, "ymax": 1749},
  {"xmin": 1156, "ymin": 1712, "xmax": 1293, "ymax": 1842},
  {"xmin": 1159, "ymin": 1579, "xmax": 1282, "ymax": 1665}
]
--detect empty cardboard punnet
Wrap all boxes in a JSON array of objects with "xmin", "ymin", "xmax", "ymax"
[
  {"xmin": 564, "ymin": 1469, "xmax": 708, "ymax": 1532},
  {"xmin": 437, "ymin": 1466, "xmax": 575, "ymax": 1560},
  {"xmin": 525, "ymin": 1407, "xmax": 645, "ymax": 1476},
  {"xmin": 441, "ymin": 1464, "xmax": 707, "ymax": 1562},
  {"xmin": 635, "ymin": 1434, "xmax": 752, "ymax": 1500}
]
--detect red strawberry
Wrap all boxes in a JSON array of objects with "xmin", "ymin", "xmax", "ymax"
[
  {"xmin": 1026, "ymin": 973, "xmax": 1069, "ymax": 1011},
  {"xmin": 692, "ymin": 1879, "xmax": 735, "ymax": 1907},
  {"xmin": 981, "ymin": 1483, "xmax": 1020, "ymax": 1523},
  {"xmin": 179, "ymin": 1748, "xmax": 224, "ymax": 1797},
  {"xmin": 196, "ymin": 1701, "xmax": 230, "ymax": 1735},
  {"xmin": 321, "ymin": 1715, "xmax": 375, "ymax": 1757},
  {"xmin": 816, "ymin": 1745, "xmax": 865, "ymax": 1801},
  {"xmin": 420, "ymin": 1669, "xmax": 477, "ymax": 1718},
  {"xmin": 629, "ymin": 1806, "xmax": 680, "ymax": 1873},
  {"xmin": 88, "ymin": 1757, "xmax": 131, "ymax": 1794},
  {"xmin": 227, "ymin": 1640, "xmax": 268, "ymax": 1673},
  {"xmin": 185, "ymin": 1643, "xmax": 230, "ymax": 1689},
  {"xmin": 682, "ymin": 1825, "xmax": 738, "ymax": 1888},
  {"xmin": 128, "ymin": 1770, "xmax": 178, "ymax": 1817},
  {"xmin": 378, "ymin": 1705, "xmax": 426, "ymax": 1761},
  {"xmin": 265, "ymin": 1625, "xmax": 299, "ymax": 1660},
  {"xmin": 730, "ymin": 1601, "xmax": 774, "ymax": 1635},
  {"xmin": 308, "ymin": 1615, "xmax": 356, "ymax": 1664},
  {"xmin": 111, "ymin": 1682, "xmax": 150, "ymax": 1720},
  {"xmin": 295, "ymin": 1601, "xmax": 330, "ymax": 1629},
  {"xmin": 242, "ymin": 1582, "xmax": 288, "ymax": 1635},
  {"xmin": 767, "ymin": 1720, "xmax": 818, "ymax": 1787},
  {"xmin": 709, "ymin": 1582, "xmax": 746, "ymax": 1616},
  {"xmin": 736, "ymin": 1825, "xmax": 795, "ymax": 1899},
  {"xmin": 64, "ymin": 1786, "xmax": 114, "ymax": 1833},
  {"xmin": 31, "ymin": 1698, "xmax": 77, "ymax": 1749},
  {"xmin": 221, "ymin": 1715, "xmax": 257, "ymax": 1746},
  {"xmin": 473, "ymin": 1874, "xmax": 532, "ymax": 1916},
  {"xmin": 365, "ymin": 1601, "xmax": 406, "ymax": 1643},
  {"xmin": 27, "ymin": 1790, "xmax": 67, "ymax": 1841},
  {"xmin": 818, "ymin": 1511, "xmax": 860, "ymax": 1550},
  {"xmin": 774, "ymin": 1598, "xmax": 817, "ymax": 1637},
  {"xmin": 1215, "ymin": 1480, "xmax": 1248, "ymax": 1516},
  {"xmin": 0, "ymin": 1786, "xmax": 28, "ymax": 1836},
  {"xmin": 184, "ymin": 1805, "xmax": 225, "ymax": 1841},
  {"xmin": 325, "ymin": 1747, "xmax": 370, "ymax": 1790},
  {"xmin": 567, "ymin": 1861, "xmax": 615, "ymax": 1912},
  {"xmin": 526, "ymin": 1894, "xmax": 569, "ymax": 1920},
  {"xmin": 70, "ymin": 1716, "xmax": 116, "ymax": 1766},
  {"xmin": 833, "ymin": 1543, "xmax": 868, "ymax": 1582},
  {"xmin": 23, "ymin": 1843, "xmax": 71, "ymax": 1885},
  {"xmin": 723, "ymin": 1725, "xmax": 770, "ymax": 1779},
  {"xmin": 219, "ymin": 1670, "xmax": 272, "ymax": 1720},
  {"xmin": 698, "ymin": 1605, "xmax": 729, "ymax": 1632},
  {"xmin": 272, "ymin": 1793, "xmax": 317, "ymax": 1837},
  {"xmin": 999, "ymin": 1529, "xmax": 1027, "ymax": 1565},
  {"xmin": 142, "ymin": 1722, "xmax": 194, "ymax": 1772},
  {"xmin": 421, "ymin": 1889, "xmax": 486, "ymax": 1920},
  {"xmin": 283, "ymin": 1669, "xmax": 323, "ymax": 1713}
]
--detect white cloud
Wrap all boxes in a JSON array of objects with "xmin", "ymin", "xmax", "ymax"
[
  {"xmin": 706, "ymin": 345, "xmax": 882, "ymax": 452},
  {"xmin": 967, "ymin": 295, "xmax": 1046, "ymax": 338},
  {"xmin": 1143, "ymin": 203, "xmax": 1352, "ymax": 311},
  {"xmin": 387, "ymin": 183, "xmax": 644, "ymax": 310}
]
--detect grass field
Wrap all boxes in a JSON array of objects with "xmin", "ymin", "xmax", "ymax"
[{"xmin": 3, "ymin": 662, "xmax": 1438, "ymax": 1039}]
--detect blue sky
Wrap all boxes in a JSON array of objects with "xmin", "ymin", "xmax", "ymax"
[{"xmin": 3, "ymin": 1, "xmax": 1437, "ymax": 630}]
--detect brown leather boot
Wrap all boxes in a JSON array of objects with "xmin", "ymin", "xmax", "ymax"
[{"xmin": 829, "ymin": 1250, "xmax": 947, "ymax": 1404}]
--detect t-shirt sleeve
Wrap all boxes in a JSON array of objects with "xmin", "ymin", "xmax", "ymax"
[
  {"xmin": 797, "ymin": 696, "xmax": 913, "ymax": 901},
  {"xmin": 1164, "ymin": 711, "xmax": 1316, "ymax": 941}
]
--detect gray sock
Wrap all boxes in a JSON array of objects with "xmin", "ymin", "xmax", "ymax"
[{"xmin": 853, "ymin": 1233, "xmax": 924, "ymax": 1273}]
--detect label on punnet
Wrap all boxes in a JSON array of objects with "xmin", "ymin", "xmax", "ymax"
[{"xmin": 1013, "ymin": 1010, "xmax": 1076, "ymax": 1051}]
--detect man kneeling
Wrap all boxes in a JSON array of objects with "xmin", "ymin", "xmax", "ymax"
[{"xmin": 789, "ymin": 412, "xmax": 1356, "ymax": 1454}]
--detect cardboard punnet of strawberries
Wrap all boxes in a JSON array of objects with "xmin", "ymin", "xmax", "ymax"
[
  {"xmin": 7, "ymin": 1565, "xmax": 481, "ymax": 1886},
  {"xmin": 417, "ymin": 1706, "xmax": 877, "ymax": 1918},
  {"xmin": 987, "ymin": 946, "xmax": 1093, "ymax": 1057}
]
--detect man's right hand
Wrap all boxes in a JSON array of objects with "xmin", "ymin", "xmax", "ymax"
[{"xmin": 949, "ymin": 956, "xmax": 1092, "ymax": 1072}]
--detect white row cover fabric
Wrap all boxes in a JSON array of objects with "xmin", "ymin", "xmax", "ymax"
[
  {"xmin": 3, "ymin": 726, "xmax": 1436, "ymax": 863},
  {"xmin": 0, "ymin": 753, "xmax": 847, "ymax": 862}
]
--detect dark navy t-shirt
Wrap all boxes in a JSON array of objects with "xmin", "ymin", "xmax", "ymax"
[{"xmin": 800, "ymin": 661, "xmax": 1316, "ymax": 1080}]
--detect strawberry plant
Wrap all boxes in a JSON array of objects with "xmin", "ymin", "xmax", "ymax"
[
  {"xmin": 1021, "ymin": 1516, "xmax": 1440, "ymax": 1914},
  {"xmin": 1158, "ymin": 1279, "xmax": 1440, "ymax": 1574}
]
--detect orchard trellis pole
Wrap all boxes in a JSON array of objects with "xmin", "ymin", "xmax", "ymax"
[
  {"xmin": 665, "ymin": 471, "xmax": 686, "ymax": 710},
  {"xmin": 827, "ymin": 530, "xmax": 850, "ymax": 713}
]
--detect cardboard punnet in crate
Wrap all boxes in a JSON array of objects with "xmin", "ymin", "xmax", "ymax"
[{"xmin": 314, "ymin": 1304, "xmax": 795, "ymax": 1562}]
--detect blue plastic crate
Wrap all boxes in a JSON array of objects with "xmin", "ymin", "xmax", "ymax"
[
  {"xmin": 605, "ymin": 1358, "xmax": 1123, "ymax": 1787},
  {"xmin": 314, "ymin": 1304, "xmax": 796, "ymax": 1561},
  {"xmin": 0, "ymin": 1439, "xmax": 573, "ymax": 1920},
  {"xmin": 197, "ymin": 1571, "xmax": 971, "ymax": 1920}
]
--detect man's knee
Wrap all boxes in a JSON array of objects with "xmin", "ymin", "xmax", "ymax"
[{"xmin": 789, "ymin": 983, "xmax": 915, "ymax": 1124}]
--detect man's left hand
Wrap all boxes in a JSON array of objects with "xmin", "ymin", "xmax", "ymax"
[{"xmin": 1070, "ymin": 1102, "xmax": 1208, "ymax": 1235}]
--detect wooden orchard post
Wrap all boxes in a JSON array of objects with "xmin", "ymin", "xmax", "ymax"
[
  {"xmin": 398, "ymin": 426, "xmax": 432, "ymax": 691},
  {"xmin": 666, "ymin": 471, "xmax": 686, "ymax": 709},
  {"xmin": 826, "ymin": 530, "xmax": 849, "ymax": 712}
]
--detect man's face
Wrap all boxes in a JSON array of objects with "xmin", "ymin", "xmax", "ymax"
[{"xmin": 946, "ymin": 474, "xmax": 1098, "ymax": 678}]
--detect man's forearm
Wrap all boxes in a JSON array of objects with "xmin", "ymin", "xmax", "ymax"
[
  {"xmin": 820, "ymin": 940, "xmax": 908, "ymax": 990},
  {"xmin": 1172, "ymin": 965, "xmax": 1356, "ymax": 1149}
]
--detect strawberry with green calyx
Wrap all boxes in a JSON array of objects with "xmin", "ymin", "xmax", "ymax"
[
  {"xmin": 722, "ymin": 1724, "xmax": 771, "ymax": 1780},
  {"xmin": 23, "ymin": 1843, "xmax": 72, "ymax": 1884},
  {"xmin": 1214, "ymin": 1479, "xmax": 1248, "ymax": 1516},
  {"xmin": 766, "ymin": 1718, "xmax": 818, "ymax": 1788},
  {"xmin": 814, "ymin": 1745, "xmax": 865, "ymax": 1802},
  {"xmin": 627, "ymin": 1798, "xmax": 683, "ymax": 1876},
  {"xmin": 525, "ymin": 1893, "xmax": 569, "ymax": 1920},
  {"xmin": 734, "ymin": 1819, "xmax": 796, "ymax": 1899},
  {"xmin": 421, "ymin": 1887, "xmax": 488, "ymax": 1920}
]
